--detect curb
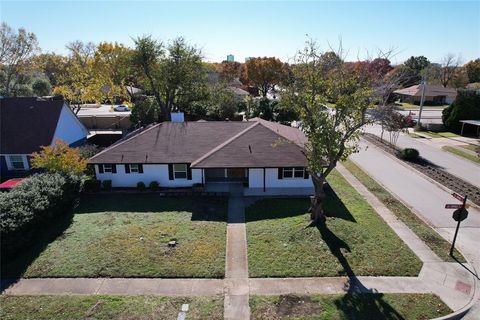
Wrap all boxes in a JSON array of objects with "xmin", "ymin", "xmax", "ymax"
[{"xmin": 355, "ymin": 139, "xmax": 479, "ymax": 319}]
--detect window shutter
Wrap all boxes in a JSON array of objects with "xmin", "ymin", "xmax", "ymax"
[
  {"xmin": 187, "ymin": 164, "xmax": 192, "ymax": 180},
  {"xmin": 168, "ymin": 164, "xmax": 174, "ymax": 180},
  {"xmin": 278, "ymin": 168, "xmax": 283, "ymax": 179},
  {"xmin": 139, "ymin": 164, "xmax": 144, "ymax": 173},
  {"xmin": 98, "ymin": 164, "xmax": 104, "ymax": 174},
  {"xmin": 125, "ymin": 164, "xmax": 130, "ymax": 174},
  {"xmin": 112, "ymin": 164, "xmax": 117, "ymax": 173},
  {"xmin": 304, "ymin": 169, "xmax": 309, "ymax": 179}
]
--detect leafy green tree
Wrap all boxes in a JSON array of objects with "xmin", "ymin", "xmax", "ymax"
[
  {"xmin": 464, "ymin": 59, "xmax": 480, "ymax": 83},
  {"xmin": 0, "ymin": 23, "xmax": 39, "ymax": 96},
  {"xmin": 30, "ymin": 53, "xmax": 67, "ymax": 86},
  {"xmin": 130, "ymin": 97, "xmax": 160, "ymax": 126},
  {"xmin": 205, "ymin": 83, "xmax": 237, "ymax": 120},
  {"xmin": 132, "ymin": 36, "xmax": 207, "ymax": 121},
  {"xmin": 32, "ymin": 78, "xmax": 51, "ymax": 96},
  {"xmin": 283, "ymin": 41, "xmax": 373, "ymax": 225},
  {"xmin": 442, "ymin": 90, "xmax": 480, "ymax": 132},
  {"xmin": 404, "ymin": 56, "xmax": 431, "ymax": 75}
]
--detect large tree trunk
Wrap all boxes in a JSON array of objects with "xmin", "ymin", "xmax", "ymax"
[{"xmin": 309, "ymin": 174, "xmax": 326, "ymax": 226}]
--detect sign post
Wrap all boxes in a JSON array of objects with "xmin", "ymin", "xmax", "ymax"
[{"xmin": 447, "ymin": 194, "xmax": 469, "ymax": 256}]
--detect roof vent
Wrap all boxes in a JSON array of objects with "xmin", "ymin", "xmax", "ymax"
[{"xmin": 171, "ymin": 112, "xmax": 185, "ymax": 123}]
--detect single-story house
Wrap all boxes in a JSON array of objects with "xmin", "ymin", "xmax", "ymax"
[
  {"xmin": 0, "ymin": 97, "xmax": 89, "ymax": 180},
  {"xmin": 394, "ymin": 84, "xmax": 457, "ymax": 104},
  {"xmin": 89, "ymin": 117, "xmax": 314, "ymax": 196}
]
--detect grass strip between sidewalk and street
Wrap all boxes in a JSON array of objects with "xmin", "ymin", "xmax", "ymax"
[
  {"xmin": 343, "ymin": 159, "xmax": 465, "ymax": 262},
  {"xmin": 442, "ymin": 146, "xmax": 480, "ymax": 164},
  {"xmin": 250, "ymin": 293, "xmax": 451, "ymax": 320},
  {"xmin": 0, "ymin": 295, "xmax": 224, "ymax": 320}
]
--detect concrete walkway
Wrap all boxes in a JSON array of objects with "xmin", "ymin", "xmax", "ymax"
[
  {"xmin": 224, "ymin": 183, "xmax": 250, "ymax": 320},
  {"xmin": 364, "ymin": 124, "xmax": 480, "ymax": 188}
]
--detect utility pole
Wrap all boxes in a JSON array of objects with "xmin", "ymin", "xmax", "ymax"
[{"xmin": 417, "ymin": 79, "xmax": 426, "ymax": 125}]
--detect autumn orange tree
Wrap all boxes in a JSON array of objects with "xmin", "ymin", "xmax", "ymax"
[
  {"xmin": 244, "ymin": 57, "xmax": 289, "ymax": 97},
  {"xmin": 31, "ymin": 140, "xmax": 88, "ymax": 176}
]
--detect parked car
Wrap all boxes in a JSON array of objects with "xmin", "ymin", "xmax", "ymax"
[{"xmin": 114, "ymin": 104, "xmax": 130, "ymax": 112}]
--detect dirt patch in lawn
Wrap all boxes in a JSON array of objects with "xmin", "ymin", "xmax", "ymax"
[{"xmin": 275, "ymin": 295, "xmax": 322, "ymax": 317}]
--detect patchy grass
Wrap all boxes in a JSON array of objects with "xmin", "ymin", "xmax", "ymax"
[
  {"xmin": 2, "ymin": 195, "xmax": 227, "ymax": 278},
  {"xmin": 246, "ymin": 170, "xmax": 422, "ymax": 278},
  {"xmin": 442, "ymin": 146, "xmax": 480, "ymax": 164},
  {"xmin": 343, "ymin": 159, "xmax": 465, "ymax": 262},
  {"xmin": 396, "ymin": 102, "xmax": 448, "ymax": 110},
  {"xmin": 0, "ymin": 295, "xmax": 223, "ymax": 320},
  {"xmin": 250, "ymin": 294, "xmax": 451, "ymax": 320},
  {"xmin": 459, "ymin": 144, "xmax": 480, "ymax": 152},
  {"xmin": 421, "ymin": 131, "xmax": 459, "ymax": 138}
]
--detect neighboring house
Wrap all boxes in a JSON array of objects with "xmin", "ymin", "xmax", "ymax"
[
  {"xmin": 89, "ymin": 117, "xmax": 314, "ymax": 196},
  {"xmin": 394, "ymin": 84, "xmax": 457, "ymax": 104},
  {"xmin": 0, "ymin": 97, "xmax": 89, "ymax": 180}
]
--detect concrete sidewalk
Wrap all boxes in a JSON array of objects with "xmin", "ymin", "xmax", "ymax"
[{"xmin": 364, "ymin": 124, "xmax": 480, "ymax": 188}]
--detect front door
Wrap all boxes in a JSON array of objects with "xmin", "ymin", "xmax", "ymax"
[{"xmin": 227, "ymin": 168, "xmax": 246, "ymax": 179}]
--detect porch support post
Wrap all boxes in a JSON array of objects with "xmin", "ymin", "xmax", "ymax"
[
  {"xmin": 201, "ymin": 169, "xmax": 204, "ymax": 186},
  {"xmin": 263, "ymin": 168, "xmax": 266, "ymax": 192}
]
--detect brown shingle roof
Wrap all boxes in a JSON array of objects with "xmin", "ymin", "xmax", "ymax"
[
  {"xmin": 89, "ymin": 119, "xmax": 308, "ymax": 167},
  {"xmin": 394, "ymin": 84, "xmax": 457, "ymax": 97},
  {"xmin": 0, "ymin": 97, "xmax": 65, "ymax": 154}
]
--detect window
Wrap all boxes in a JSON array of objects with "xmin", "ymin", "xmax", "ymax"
[
  {"xmin": 283, "ymin": 167, "xmax": 304, "ymax": 179},
  {"xmin": 130, "ymin": 164, "xmax": 140, "ymax": 173},
  {"xmin": 103, "ymin": 164, "xmax": 113, "ymax": 173},
  {"xmin": 173, "ymin": 164, "xmax": 187, "ymax": 179},
  {"xmin": 8, "ymin": 155, "xmax": 26, "ymax": 170}
]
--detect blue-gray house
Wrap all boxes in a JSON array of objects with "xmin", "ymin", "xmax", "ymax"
[{"xmin": 0, "ymin": 97, "xmax": 89, "ymax": 181}]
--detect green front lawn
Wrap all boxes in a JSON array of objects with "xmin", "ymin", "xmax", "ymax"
[
  {"xmin": 0, "ymin": 295, "xmax": 223, "ymax": 320},
  {"xmin": 250, "ymin": 294, "xmax": 451, "ymax": 320},
  {"xmin": 442, "ymin": 146, "xmax": 480, "ymax": 164},
  {"xmin": 2, "ymin": 195, "xmax": 227, "ymax": 278},
  {"xmin": 246, "ymin": 170, "xmax": 422, "ymax": 278},
  {"xmin": 343, "ymin": 160, "xmax": 464, "ymax": 262}
]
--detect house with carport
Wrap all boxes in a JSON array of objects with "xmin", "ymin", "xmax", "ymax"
[{"xmin": 89, "ymin": 117, "xmax": 314, "ymax": 196}]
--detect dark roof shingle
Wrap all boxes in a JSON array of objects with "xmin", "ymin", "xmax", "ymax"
[
  {"xmin": 0, "ymin": 97, "xmax": 65, "ymax": 154},
  {"xmin": 89, "ymin": 119, "xmax": 308, "ymax": 167}
]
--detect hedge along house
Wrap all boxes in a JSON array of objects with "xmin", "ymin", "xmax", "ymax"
[
  {"xmin": 89, "ymin": 117, "xmax": 314, "ymax": 196},
  {"xmin": 0, "ymin": 97, "xmax": 89, "ymax": 181}
]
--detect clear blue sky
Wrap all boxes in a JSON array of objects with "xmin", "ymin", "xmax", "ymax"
[{"xmin": 1, "ymin": 1, "xmax": 479, "ymax": 64}]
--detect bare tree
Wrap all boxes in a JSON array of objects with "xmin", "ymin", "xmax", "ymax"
[{"xmin": 440, "ymin": 54, "xmax": 461, "ymax": 87}]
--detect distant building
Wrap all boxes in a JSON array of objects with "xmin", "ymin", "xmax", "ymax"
[
  {"xmin": 227, "ymin": 54, "xmax": 234, "ymax": 62},
  {"xmin": 394, "ymin": 84, "xmax": 457, "ymax": 104}
]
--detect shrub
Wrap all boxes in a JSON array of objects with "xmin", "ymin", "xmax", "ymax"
[
  {"xmin": 149, "ymin": 181, "xmax": 159, "ymax": 190},
  {"xmin": 442, "ymin": 90, "xmax": 480, "ymax": 133},
  {"xmin": 400, "ymin": 148, "xmax": 420, "ymax": 161},
  {"xmin": 137, "ymin": 181, "xmax": 146, "ymax": 190},
  {"xmin": 0, "ymin": 173, "xmax": 80, "ymax": 257},
  {"xmin": 83, "ymin": 178, "xmax": 101, "ymax": 192},
  {"xmin": 102, "ymin": 180, "xmax": 112, "ymax": 190}
]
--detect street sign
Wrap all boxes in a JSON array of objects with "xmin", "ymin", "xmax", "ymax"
[
  {"xmin": 452, "ymin": 193, "xmax": 465, "ymax": 202},
  {"xmin": 453, "ymin": 208, "xmax": 469, "ymax": 222},
  {"xmin": 445, "ymin": 204, "xmax": 463, "ymax": 209}
]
